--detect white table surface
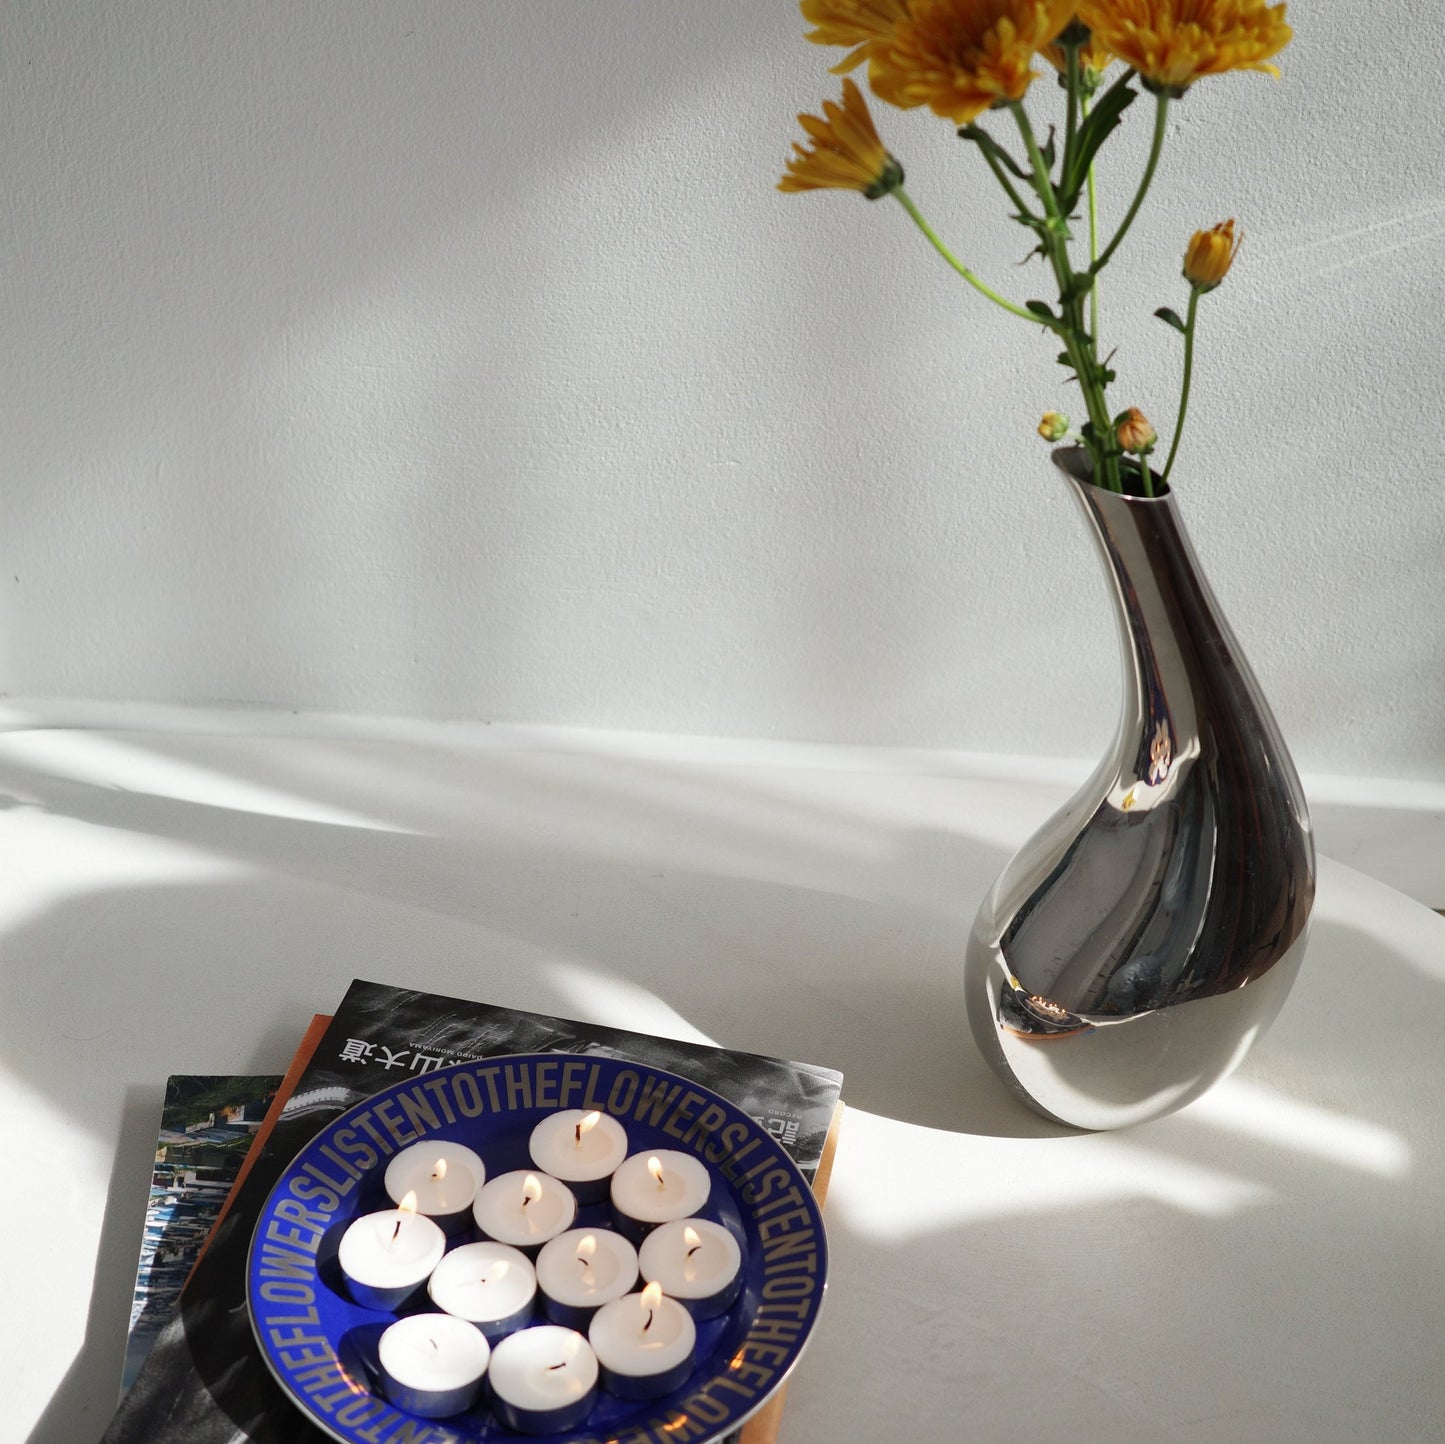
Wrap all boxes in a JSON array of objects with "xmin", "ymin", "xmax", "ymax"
[{"xmin": 3, "ymin": 714, "xmax": 1443, "ymax": 1443}]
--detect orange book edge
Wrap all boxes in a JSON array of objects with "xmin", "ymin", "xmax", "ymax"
[
  {"xmin": 184, "ymin": 1012, "xmax": 333, "ymax": 1283},
  {"xmin": 738, "ymin": 1099, "xmax": 845, "ymax": 1444}
]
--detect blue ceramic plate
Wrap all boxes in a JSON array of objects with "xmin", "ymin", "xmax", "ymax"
[{"xmin": 247, "ymin": 1054, "xmax": 827, "ymax": 1444}]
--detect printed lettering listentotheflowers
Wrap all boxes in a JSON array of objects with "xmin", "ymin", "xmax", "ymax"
[
  {"xmin": 869, "ymin": 0, "xmax": 1077, "ymax": 124},
  {"xmin": 1078, "ymin": 0, "xmax": 1292, "ymax": 95},
  {"xmin": 778, "ymin": 78, "xmax": 905, "ymax": 197}
]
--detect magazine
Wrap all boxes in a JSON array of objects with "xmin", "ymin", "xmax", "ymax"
[
  {"xmin": 122, "ymin": 1074, "xmax": 284, "ymax": 1392},
  {"xmin": 103, "ymin": 979, "xmax": 843, "ymax": 1444}
]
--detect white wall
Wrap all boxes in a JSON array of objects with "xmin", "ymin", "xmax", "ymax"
[{"xmin": 3, "ymin": 1, "xmax": 1442, "ymax": 779}]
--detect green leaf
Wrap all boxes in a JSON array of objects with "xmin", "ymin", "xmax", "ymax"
[
  {"xmin": 1154, "ymin": 306, "xmax": 1187, "ymax": 334},
  {"xmin": 958, "ymin": 123, "xmax": 1029, "ymax": 181},
  {"xmin": 1038, "ymin": 126, "xmax": 1057, "ymax": 173},
  {"xmin": 1056, "ymin": 352, "xmax": 1073, "ymax": 366},
  {"xmin": 1025, "ymin": 300, "xmax": 1057, "ymax": 322},
  {"xmin": 1058, "ymin": 77, "xmax": 1138, "ymax": 213}
]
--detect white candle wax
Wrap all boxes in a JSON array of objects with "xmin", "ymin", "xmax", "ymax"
[
  {"xmin": 638, "ymin": 1218, "xmax": 743, "ymax": 1318},
  {"xmin": 472, "ymin": 1170, "xmax": 577, "ymax": 1251},
  {"xmin": 383, "ymin": 1140, "xmax": 486, "ymax": 1220},
  {"xmin": 610, "ymin": 1150, "xmax": 711, "ymax": 1228},
  {"xmin": 535, "ymin": 1228, "xmax": 638, "ymax": 1315},
  {"xmin": 337, "ymin": 1201, "xmax": 446, "ymax": 1302},
  {"xmin": 487, "ymin": 1325, "xmax": 598, "ymax": 1433},
  {"xmin": 428, "ymin": 1241, "xmax": 537, "ymax": 1336},
  {"xmin": 529, "ymin": 1110, "xmax": 628, "ymax": 1199},
  {"xmin": 377, "ymin": 1312, "xmax": 489, "ymax": 1418},
  {"xmin": 589, "ymin": 1283, "xmax": 696, "ymax": 1398}
]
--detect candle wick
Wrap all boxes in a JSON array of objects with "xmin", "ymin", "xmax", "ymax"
[
  {"xmin": 390, "ymin": 1219, "xmax": 402, "ymax": 1244},
  {"xmin": 686, "ymin": 1243, "xmax": 702, "ymax": 1258},
  {"xmin": 643, "ymin": 1307, "xmax": 655, "ymax": 1334},
  {"xmin": 574, "ymin": 1122, "xmax": 582, "ymax": 1146},
  {"xmin": 522, "ymin": 1192, "xmax": 531, "ymax": 1208},
  {"xmin": 546, "ymin": 1361, "xmax": 567, "ymax": 1372}
]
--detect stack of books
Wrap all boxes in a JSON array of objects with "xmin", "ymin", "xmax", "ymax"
[{"xmin": 106, "ymin": 978, "xmax": 844, "ymax": 1444}]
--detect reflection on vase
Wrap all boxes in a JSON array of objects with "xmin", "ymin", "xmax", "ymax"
[{"xmin": 964, "ymin": 448, "xmax": 1315, "ymax": 1131}]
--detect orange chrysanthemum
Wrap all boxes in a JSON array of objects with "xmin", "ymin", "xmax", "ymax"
[
  {"xmin": 869, "ymin": 0, "xmax": 1077, "ymax": 125},
  {"xmin": 1043, "ymin": 30, "xmax": 1114, "ymax": 83},
  {"xmin": 1078, "ymin": 0, "xmax": 1290, "ymax": 94},
  {"xmin": 801, "ymin": 0, "xmax": 912, "ymax": 73},
  {"xmin": 1183, "ymin": 217, "xmax": 1241, "ymax": 289},
  {"xmin": 778, "ymin": 78, "xmax": 905, "ymax": 197}
]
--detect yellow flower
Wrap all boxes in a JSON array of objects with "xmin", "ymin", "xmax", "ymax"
[
  {"xmin": 1116, "ymin": 407, "xmax": 1157, "ymax": 453},
  {"xmin": 869, "ymin": 0, "xmax": 1077, "ymax": 125},
  {"xmin": 801, "ymin": 0, "xmax": 911, "ymax": 73},
  {"xmin": 1043, "ymin": 26, "xmax": 1114, "ymax": 84},
  {"xmin": 1183, "ymin": 218, "xmax": 1241, "ymax": 290},
  {"xmin": 1078, "ymin": 0, "xmax": 1291, "ymax": 95},
  {"xmin": 778, "ymin": 79, "xmax": 905, "ymax": 197},
  {"xmin": 1038, "ymin": 410, "xmax": 1071, "ymax": 440}
]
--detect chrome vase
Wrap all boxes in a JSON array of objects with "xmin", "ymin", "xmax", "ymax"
[{"xmin": 964, "ymin": 448, "xmax": 1315, "ymax": 1131}]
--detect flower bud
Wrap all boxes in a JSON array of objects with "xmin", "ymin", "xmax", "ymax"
[
  {"xmin": 1116, "ymin": 407, "xmax": 1156, "ymax": 454},
  {"xmin": 1037, "ymin": 411, "xmax": 1070, "ymax": 442},
  {"xmin": 1183, "ymin": 219, "xmax": 1241, "ymax": 291}
]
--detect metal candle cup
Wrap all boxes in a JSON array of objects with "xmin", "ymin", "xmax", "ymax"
[
  {"xmin": 377, "ymin": 1312, "xmax": 490, "ymax": 1419},
  {"xmin": 609, "ymin": 1149, "xmax": 711, "ymax": 1243},
  {"xmin": 528, "ymin": 1109, "xmax": 628, "ymax": 1206},
  {"xmin": 427, "ymin": 1241, "xmax": 538, "ymax": 1345},
  {"xmin": 472, "ymin": 1169, "xmax": 577, "ymax": 1256},
  {"xmin": 383, "ymin": 1141, "xmax": 486, "ymax": 1237},
  {"xmin": 336, "ymin": 1194, "xmax": 446, "ymax": 1312},
  {"xmin": 638, "ymin": 1218, "xmax": 743, "ymax": 1320},
  {"xmin": 534, "ymin": 1227, "xmax": 639, "ymax": 1332},
  {"xmin": 486, "ymin": 1325, "xmax": 599, "ymax": 1435},
  {"xmin": 588, "ymin": 1282, "xmax": 697, "ymax": 1401}
]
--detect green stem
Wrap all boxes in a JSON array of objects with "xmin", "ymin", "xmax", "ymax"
[
  {"xmin": 973, "ymin": 138, "xmax": 1037, "ymax": 224},
  {"xmin": 1082, "ymin": 93, "xmax": 1100, "ymax": 350},
  {"xmin": 1009, "ymin": 102, "xmax": 1121, "ymax": 491},
  {"xmin": 1092, "ymin": 90, "xmax": 1169, "ymax": 275},
  {"xmin": 1064, "ymin": 47, "xmax": 1080, "ymax": 166},
  {"xmin": 1159, "ymin": 285, "xmax": 1202, "ymax": 487},
  {"xmin": 891, "ymin": 187, "xmax": 1054, "ymax": 328}
]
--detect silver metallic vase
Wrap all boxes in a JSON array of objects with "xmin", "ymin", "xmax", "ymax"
[{"xmin": 965, "ymin": 448, "xmax": 1315, "ymax": 1130}]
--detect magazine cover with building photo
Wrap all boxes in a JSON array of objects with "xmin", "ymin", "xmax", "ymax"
[
  {"xmin": 103, "ymin": 978, "xmax": 844, "ymax": 1444},
  {"xmin": 122, "ymin": 1075, "xmax": 283, "ymax": 1393}
]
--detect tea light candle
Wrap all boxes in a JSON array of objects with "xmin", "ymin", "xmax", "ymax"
[
  {"xmin": 534, "ymin": 1228, "xmax": 639, "ymax": 1332},
  {"xmin": 472, "ymin": 1170, "xmax": 577, "ymax": 1255},
  {"xmin": 588, "ymin": 1281, "xmax": 696, "ymax": 1401},
  {"xmin": 529, "ymin": 1109, "xmax": 628, "ymax": 1205},
  {"xmin": 428, "ymin": 1241, "xmax": 538, "ymax": 1344},
  {"xmin": 486, "ymin": 1325, "xmax": 599, "ymax": 1436},
  {"xmin": 384, "ymin": 1141, "xmax": 486, "ymax": 1236},
  {"xmin": 610, "ymin": 1150, "xmax": 711, "ymax": 1240},
  {"xmin": 638, "ymin": 1218, "xmax": 744, "ymax": 1320},
  {"xmin": 377, "ymin": 1312, "xmax": 490, "ymax": 1419},
  {"xmin": 337, "ymin": 1192, "xmax": 447, "ymax": 1312}
]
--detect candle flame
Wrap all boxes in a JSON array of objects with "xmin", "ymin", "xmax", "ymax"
[
  {"xmin": 641, "ymin": 1279, "xmax": 663, "ymax": 1332},
  {"xmin": 431, "ymin": 1157, "xmax": 448, "ymax": 1182},
  {"xmin": 522, "ymin": 1173, "xmax": 543, "ymax": 1206},
  {"xmin": 647, "ymin": 1155, "xmax": 666, "ymax": 1188},
  {"xmin": 683, "ymin": 1225, "xmax": 703, "ymax": 1258},
  {"xmin": 398, "ymin": 1190, "xmax": 419, "ymax": 1217},
  {"xmin": 576, "ymin": 1110, "xmax": 601, "ymax": 1147}
]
